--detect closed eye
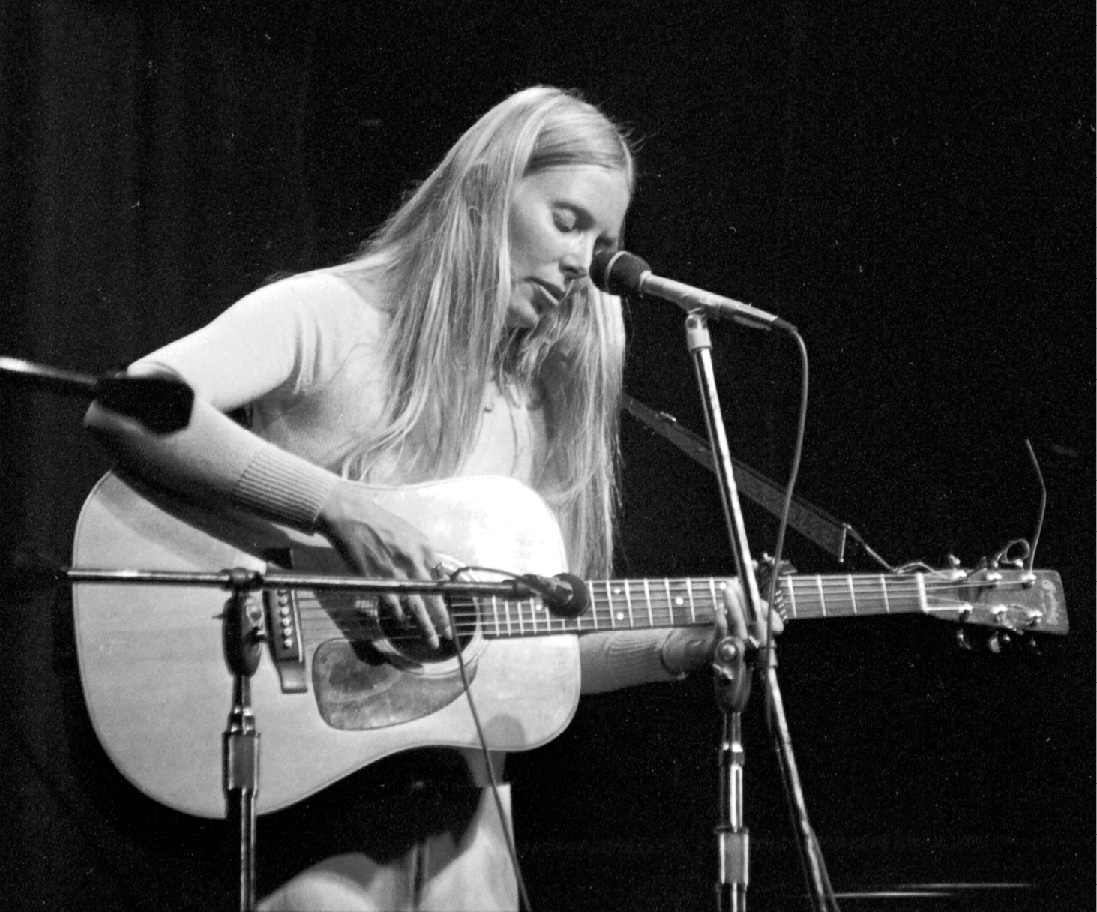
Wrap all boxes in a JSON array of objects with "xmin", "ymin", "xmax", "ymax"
[
  {"xmin": 555, "ymin": 204, "xmax": 620, "ymax": 251},
  {"xmin": 553, "ymin": 209, "xmax": 578, "ymax": 232}
]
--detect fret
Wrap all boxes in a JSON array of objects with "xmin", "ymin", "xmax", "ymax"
[
  {"xmin": 590, "ymin": 584, "xmax": 600, "ymax": 628},
  {"xmin": 612, "ymin": 595, "xmax": 628, "ymax": 626},
  {"xmin": 847, "ymin": 575, "xmax": 857, "ymax": 614},
  {"xmin": 816, "ymin": 575, "xmax": 826, "ymax": 617},
  {"xmin": 664, "ymin": 578, "xmax": 673, "ymax": 626},
  {"xmin": 556, "ymin": 610, "xmax": 569, "ymax": 633},
  {"xmin": 880, "ymin": 575, "xmax": 891, "ymax": 614},
  {"xmin": 623, "ymin": 582, "xmax": 635, "ymax": 630},
  {"xmin": 686, "ymin": 578, "xmax": 697, "ymax": 624},
  {"xmin": 915, "ymin": 573, "xmax": 927, "ymax": 614},
  {"xmin": 489, "ymin": 595, "xmax": 501, "ymax": 637},
  {"xmin": 644, "ymin": 579, "xmax": 653, "ymax": 628},
  {"xmin": 708, "ymin": 578, "xmax": 719, "ymax": 623},
  {"xmin": 785, "ymin": 578, "xmax": 798, "ymax": 619}
]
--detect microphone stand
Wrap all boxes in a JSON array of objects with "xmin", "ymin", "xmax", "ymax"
[
  {"xmin": 682, "ymin": 311, "xmax": 827, "ymax": 912},
  {"xmin": 221, "ymin": 570, "xmax": 265, "ymax": 912},
  {"xmin": 63, "ymin": 565, "xmax": 541, "ymax": 912}
]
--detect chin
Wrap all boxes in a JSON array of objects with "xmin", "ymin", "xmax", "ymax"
[{"xmin": 505, "ymin": 304, "xmax": 538, "ymax": 329}]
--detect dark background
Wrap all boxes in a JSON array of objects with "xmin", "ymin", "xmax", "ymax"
[{"xmin": 1, "ymin": 1, "xmax": 1092, "ymax": 909}]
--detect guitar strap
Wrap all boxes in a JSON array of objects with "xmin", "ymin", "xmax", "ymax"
[{"xmin": 622, "ymin": 394, "xmax": 893, "ymax": 569}]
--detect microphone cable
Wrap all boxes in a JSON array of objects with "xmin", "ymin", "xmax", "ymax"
[
  {"xmin": 759, "ymin": 329, "xmax": 842, "ymax": 911},
  {"xmin": 440, "ymin": 563, "xmax": 544, "ymax": 912}
]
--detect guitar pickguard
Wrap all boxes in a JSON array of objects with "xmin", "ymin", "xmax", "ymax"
[{"xmin": 312, "ymin": 639, "xmax": 478, "ymax": 730}]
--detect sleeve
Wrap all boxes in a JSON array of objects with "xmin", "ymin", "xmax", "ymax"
[{"xmin": 578, "ymin": 629, "xmax": 686, "ymax": 694}]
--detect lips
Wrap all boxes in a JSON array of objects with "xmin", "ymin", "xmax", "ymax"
[{"xmin": 532, "ymin": 281, "xmax": 567, "ymax": 306}]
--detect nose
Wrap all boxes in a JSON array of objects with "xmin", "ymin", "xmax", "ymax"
[{"xmin": 561, "ymin": 235, "xmax": 595, "ymax": 280}]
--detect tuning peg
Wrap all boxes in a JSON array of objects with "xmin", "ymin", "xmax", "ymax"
[
  {"xmin": 987, "ymin": 631, "xmax": 1012, "ymax": 653},
  {"xmin": 955, "ymin": 628, "xmax": 974, "ymax": 651}
]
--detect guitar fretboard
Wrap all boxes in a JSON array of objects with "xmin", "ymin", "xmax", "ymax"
[{"xmin": 475, "ymin": 573, "xmax": 940, "ymax": 639}]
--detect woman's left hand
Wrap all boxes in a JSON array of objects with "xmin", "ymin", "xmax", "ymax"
[{"xmin": 660, "ymin": 578, "xmax": 783, "ymax": 676}]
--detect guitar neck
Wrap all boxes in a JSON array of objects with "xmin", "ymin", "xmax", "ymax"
[{"xmin": 478, "ymin": 569, "xmax": 1067, "ymax": 637}]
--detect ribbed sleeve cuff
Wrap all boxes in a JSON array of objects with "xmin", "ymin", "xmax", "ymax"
[
  {"xmin": 578, "ymin": 629, "xmax": 683, "ymax": 695},
  {"xmin": 231, "ymin": 445, "xmax": 340, "ymax": 532}
]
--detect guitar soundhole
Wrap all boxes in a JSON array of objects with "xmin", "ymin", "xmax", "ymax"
[{"xmin": 376, "ymin": 596, "xmax": 480, "ymax": 664}]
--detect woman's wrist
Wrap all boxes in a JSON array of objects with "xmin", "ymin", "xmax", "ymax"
[{"xmin": 233, "ymin": 444, "xmax": 341, "ymax": 531}]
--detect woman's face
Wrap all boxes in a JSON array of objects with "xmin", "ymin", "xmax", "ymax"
[{"xmin": 506, "ymin": 165, "xmax": 630, "ymax": 329}]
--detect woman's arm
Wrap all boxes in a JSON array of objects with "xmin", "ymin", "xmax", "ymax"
[
  {"xmin": 84, "ymin": 274, "xmax": 453, "ymax": 645},
  {"xmin": 578, "ymin": 581, "xmax": 780, "ymax": 694}
]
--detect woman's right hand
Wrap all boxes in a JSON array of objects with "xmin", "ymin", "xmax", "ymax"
[{"xmin": 316, "ymin": 480, "xmax": 452, "ymax": 649}]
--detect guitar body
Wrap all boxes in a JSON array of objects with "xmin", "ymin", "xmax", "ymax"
[{"xmin": 72, "ymin": 471, "xmax": 580, "ymax": 819}]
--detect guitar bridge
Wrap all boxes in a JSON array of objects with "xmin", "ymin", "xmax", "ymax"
[
  {"xmin": 262, "ymin": 547, "xmax": 308, "ymax": 694},
  {"xmin": 264, "ymin": 587, "xmax": 307, "ymax": 693},
  {"xmin": 259, "ymin": 592, "xmax": 304, "ymax": 693}
]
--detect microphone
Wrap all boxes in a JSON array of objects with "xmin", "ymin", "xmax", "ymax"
[
  {"xmin": 518, "ymin": 572, "xmax": 590, "ymax": 618},
  {"xmin": 590, "ymin": 250, "xmax": 796, "ymax": 333}
]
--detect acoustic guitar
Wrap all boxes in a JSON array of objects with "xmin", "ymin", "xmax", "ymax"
[{"xmin": 72, "ymin": 470, "xmax": 1068, "ymax": 818}]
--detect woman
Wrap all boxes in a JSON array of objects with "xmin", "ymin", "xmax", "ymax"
[{"xmin": 87, "ymin": 86, "xmax": 733, "ymax": 911}]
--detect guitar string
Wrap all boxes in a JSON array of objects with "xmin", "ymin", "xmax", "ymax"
[
  {"xmin": 287, "ymin": 606, "xmax": 1037, "ymax": 646},
  {"xmin": 284, "ymin": 580, "xmax": 1037, "ymax": 613},
  {"xmin": 279, "ymin": 579, "xmax": 1040, "ymax": 645},
  {"xmin": 281, "ymin": 577, "xmax": 1037, "ymax": 611},
  {"xmin": 283, "ymin": 578, "xmax": 1036, "ymax": 613}
]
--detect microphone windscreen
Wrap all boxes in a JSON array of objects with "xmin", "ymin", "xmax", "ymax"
[
  {"xmin": 590, "ymin": 250, "xmax": 650, "ymax": 296},
  {"xmin": 95, "ymin": 375, "xmax": 195, "ymax": 434}
]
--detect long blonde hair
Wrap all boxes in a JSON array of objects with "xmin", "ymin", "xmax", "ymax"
[{"xmin": 343, "ymin": 87, "xmax": 635, "ymax": 576}]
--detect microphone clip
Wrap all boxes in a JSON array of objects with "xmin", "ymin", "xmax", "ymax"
[{"xmin": 517, "ymin": 573, "xmax": 590, "ymax": 618}]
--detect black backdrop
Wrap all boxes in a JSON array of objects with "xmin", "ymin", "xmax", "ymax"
[{"xmin": 1, "ymin": 1, "xmax": 1093, "ymax": 909}]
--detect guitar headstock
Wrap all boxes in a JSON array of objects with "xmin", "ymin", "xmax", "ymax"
[{"xmin": 930, "ymin": 568, "xmax": 1069, "ymax": 637}]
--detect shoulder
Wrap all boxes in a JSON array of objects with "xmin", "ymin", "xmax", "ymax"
[
  {"xmin": 246, "ymin": 269, "xmax": 392, "ymax": 396},
  {"xmin": 132, "ymin": 268, "xmax": 392, "ymax": 407},
  {"xmin": 236, "ymin": 269, "xmax": 389, "ymax": 339},
  {"xmin": 235, "ymin": 269, "xmax": 391, "ymax": 372}
]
